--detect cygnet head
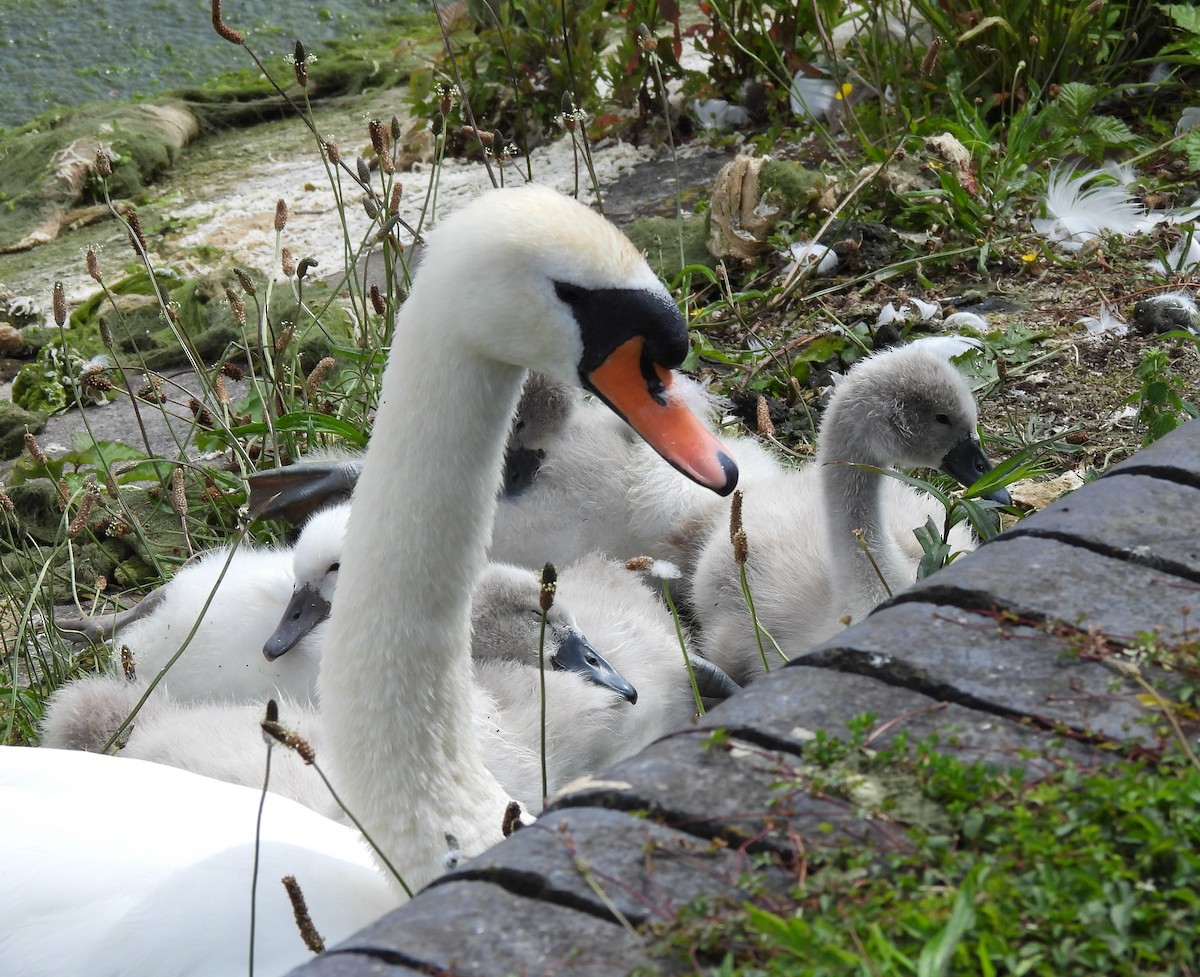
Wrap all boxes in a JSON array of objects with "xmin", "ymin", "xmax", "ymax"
[
  {"xmin": 501, "ymin": 373, "xmax": 576, "ymax": 497},
  {"xmin": 471, "ymin": 563, "xmax": 638, "ymax": 704},
  {"xmin": 510, "ymin": 373, "xmax": 576, "ymax": 449},
  {"xmin": 820, "ymin": 344, "xmax": 1009, "ymax": 502},
  {"xmin": 263, "ymin": 505, "xmax": 349, "ymax": 660}
]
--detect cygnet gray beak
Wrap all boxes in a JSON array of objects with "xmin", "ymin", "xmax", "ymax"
[
  {"xmin": 551, "ymin": 629, "xmax": 638, "ymax": 704},
  {"xmin": 940, "ymin": 436, "xmax": 1012, "ymax": 507},
  {"xmin": 263, "ymin": 584, "xmax": 331, "ymax": 660}
]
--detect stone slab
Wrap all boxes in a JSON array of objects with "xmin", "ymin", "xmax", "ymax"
[
  {"xmin": 291, "ymin": 881, "xmax": 651, "ymax": 977},
  {"xmin": 794, "ymin": 602, "xmax": 1160, "ymax": 746},
  {"xmin": 432, "ymin": 806, "xmax": 794, "ymax": 926},
  {"xmin": 897, "ymin": 534, "xmax": 1199, "ymax": 645},
  {"xmin": 549, "ymin": 729, "xmax": 906, "ymax": 856},
  {"xmin": 1101, "ymin": 418, "xmax": 1200, "ymax": 484},
  {"xmin": 696, "ymin": 661, "xmax": 1105, "ymax": 774},
  {"xmin": 287, "ymin": 952, "xmax": 423, "ymax": 977},
  {"xmin": 1007, "ymin": 472, "xmax": 1200, "ymax": 579}
]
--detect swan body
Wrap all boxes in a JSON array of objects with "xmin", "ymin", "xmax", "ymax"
[
  {"xmin": 690, "ymin": 343, "xmax": 1007, "ymax": 684},
  {"xmin": 2, "ymin": 184, "xmax": 738, "ymax": 977},
  {"xmin": 2, "ymin": 747, "xmax": 397, "ymax": 977}
]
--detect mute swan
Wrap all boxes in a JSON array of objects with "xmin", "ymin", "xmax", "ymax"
[
  {"xmin": 55, "ymin": 500, "xmax": 635, "ymax": 708},
  {"xmin": 263, "ymin": 506, "xmax": 638, "ymax": 702},
  {"xmin": 0, "ymin": 185, "xmax": 737, "ymax": 977},
  {"xmin": 689, "ymin": 343, "xmax": 1008, "ymax": 684},
  {"xmin": 35, "ymin": 557, "xmax": 731, "ymax": 825}
]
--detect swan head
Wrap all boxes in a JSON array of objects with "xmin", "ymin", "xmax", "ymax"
[
  {"xmin": 471, "ymin": 563, "xmax": 639, "ymax": 704},
  {"xmin": 263, "ymin": 505, "xmax": 349, "ymax": 660},
  {"xmin": 823, "ymin": 344, "xmax": 1010, "ymax": 502},
  {"xmin": 415, "ymin": 186, "xmax": 738, "ymax": 496}
]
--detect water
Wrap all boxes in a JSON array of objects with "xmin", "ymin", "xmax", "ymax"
[{"xmin": 0, "ymin": 0, "xmax": 416, "ymax": 130}]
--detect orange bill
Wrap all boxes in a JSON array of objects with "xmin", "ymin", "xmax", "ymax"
[{"xmin": 586, "ymin": 337, "xmax": 738, "ymax": 496}]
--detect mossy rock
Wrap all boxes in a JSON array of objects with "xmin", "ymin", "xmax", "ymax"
[
  {"xmin": 18, "ymin": 326, "xmax": 64, "ymax": 355},
  {"xmin": 757, "ymin": 160, "xmax": 826, "ymax": 219},
  {"xmin": 0, "ymin": 103, "xmax": 198, "ymax": 251},
  {"xmin": 624, "ymin": 214, "xmax": 714, "ymax": 282},
  {"xmin": 5, "ymin": 480, "xmax": 63, "ymax": 544},
  {"xmin": 174, "ymin": 16, "xmax": 439, "ymax": 131},
  {"xmin": 3, "ymin": 477, "xmax": 204, "ymax": 585},
  {"xmin": 100, "ymin": 294, "xmax": 166, "ymax": 355},
  {"xmin": 0, "ymin": 400, "xmax": 47, "ymax": 460},
  {"xmin": 73, "ymin": 268, "xmax": 357, "ymax": 372}
]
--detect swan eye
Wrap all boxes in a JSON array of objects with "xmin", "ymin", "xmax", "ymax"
[
  {"xmin": 328, "ymin": 562, "xmax": 340, "ymax": 573},
  {"xmin": 554, "ymin": 281, "xmax": 587, "ymax": 307}
]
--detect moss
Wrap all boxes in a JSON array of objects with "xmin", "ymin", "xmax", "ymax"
[
  {"xmin": 5, "ymin": 481, "xmax": 62, "ymax": 544},
  {"xmin": 0, "ymin": 401, "xmax": 47, "ymax": 459},
  {"xmin": 62, "ymin": 267, "xmax": 356, "ymax": 373},
  {"xmin": 101, "ymin": 294, "xmax": 167, "ymax": 355},
  {"xmin": 757, "ymin": 160, "xmax": 825, "ymax": 219},
  {"xmin": 18, "ymin": 326, "xmax": 64, "ymax": 354},
  {"xmin": 624, "ymin": 214, "xmax": 714, "ymax": 281},
  {"xmin": 0, "ymin": 103, "xmax": 196, "ymax": 249}
]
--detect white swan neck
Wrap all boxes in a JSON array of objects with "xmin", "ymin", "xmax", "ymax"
[{"xmin": 319, "ymin": 299, "xmax": 525, "ymax": 894}]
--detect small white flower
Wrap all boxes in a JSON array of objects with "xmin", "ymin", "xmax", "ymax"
[{"xmin": 649, "ymin": 560, "xmax": 681, "ymax": 581}]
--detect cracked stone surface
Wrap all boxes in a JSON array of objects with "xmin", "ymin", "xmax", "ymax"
[
  {"xmin": 431, "ymin": 807, "xmax": 795, "ymax": 926},
  {"xmin": 791, "ymin": 602, "xmax": 1161, "ymax": 746},
  {"xmin": 698, "ymin": 659, "xmax": 1116, "ymax": 772},
  {"xmin": 1006, "ymin": 472, "xmax": 1200, "ymax": 578},
  {"xmin": 897, "ymin": 534, "xmax": 1199, "ymax": 644},
  {"xmin": 550, "ymin": 731, "xmax": 908, "ymax": 856},
  {"xmin": 290, "ymin": 422, "xmax": 1200, "ymax": 976},
  {"xmin": 290, "ymin": 881, "xmax": 653, "ymax": 977}
]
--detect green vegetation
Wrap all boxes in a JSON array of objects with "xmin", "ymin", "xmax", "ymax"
[
  {"xmin": 653, "ymin": 721, "xmax": 1200, "ymax": 976},
  {"xmin": 2, "ymin": 0, "xmax": 1200, "ymax": 968}
]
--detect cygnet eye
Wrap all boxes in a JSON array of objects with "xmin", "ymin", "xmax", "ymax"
[
  {"xmin": 328, "ymin": 561, "xmax": 341, "ymax": 573},
  {"xmin": 935, "ymin": 413, "xmax": 950, "ymax": 425}
]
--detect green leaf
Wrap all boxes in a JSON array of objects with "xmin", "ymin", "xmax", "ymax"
[
  {"xmin": 917, "ymin": 871, "xmax": 978, "ymax": 977},
  {"xmin": 1162, "ymin": 4, "xmax": 1200, "ymax": 36},
  {"xmin": 227, "ymin": 411, "xmax": 368, "ymax": 447},
  {"xmin": 1182, "ymin": 130, "xmax": 1200, "ymax": 173},
  {"xmin": 1054, "ymin": 82, "xmax": 1101, "ymax": 119},
  {"xmin": 1086, "ymin": 115, "xmax": 1136, "ymax": 148}
]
